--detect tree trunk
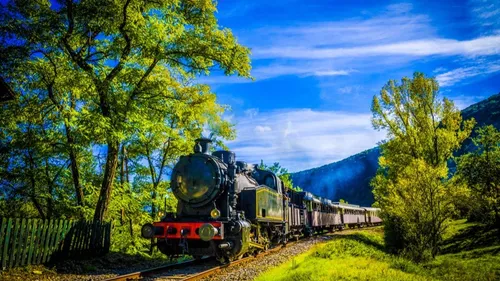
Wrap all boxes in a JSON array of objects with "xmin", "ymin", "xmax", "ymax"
[
  {"xmin": 31, "ymin": 196, "xmax": 46, "ymax": 220},
  {"xmin": 94, "ymin": 140, "xmax": 120, "ymax": 221},
  {"xmin": 66, "ymin": 124, "xmax": 84, "ymax": 207},
  {"xmin": 120, "ymin": 144, "xmax": 125, "ymax": 187},
  {"xmin": 47, "ymin": 85, "xmax": 84, "ymax": 208},
  {"xmin": 494, "ymin": 202, "xmax": 500, "ymax": 229},
  {"xmin": 152, "ymin": 186, "xmax": 157, "ymax": 220},
  {"xmin": 44, "ymin": 160, "xmax": 53, "ymax": 218}
]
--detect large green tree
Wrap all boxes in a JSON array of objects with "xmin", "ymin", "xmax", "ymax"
[
  {"xmin": 371, "ymin": 72, "xmax": 475, "ymax": 261},
  {"xmin": 457, "ymin": 125, "xmax": 500, "ymax": 227},
  {"xmin": 1, "ymin": 0, "xmax": 251, "ymax": 221}
]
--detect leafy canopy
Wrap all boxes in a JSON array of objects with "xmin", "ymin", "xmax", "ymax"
[
  {"xmin": 1, "ymin": 0, "xmax": 251, "ymax": 252},
  {"xmin": 456, "ymin": 125, "xmax": 500, "ymax": 227},
  {"xmin": 371, "ymin": 72, "xmax": 475, "ymax": 261}
]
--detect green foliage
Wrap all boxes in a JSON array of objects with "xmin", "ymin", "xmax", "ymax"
[
  {"xmin": 371, "ymin": 72, "xmax": 475, "ymax": 261},
  {"xmin": 0, "ymin": 0, "xmax": 250, "ymax": 221},
  {"xmin": 255, "ymin": 221, "xmax": 500, "ymax": 281},
  {"xmin": 456, "ymin": 125, "xmax": 500, "ymax": 227},
  {"xmin": 259, "ymin": 160, "xmax": 302, "ymax": 191},
  {"xmin": 0, "ymin": 0, "xmax": 250, "ymax": 253}
]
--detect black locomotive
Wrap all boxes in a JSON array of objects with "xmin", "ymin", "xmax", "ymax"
[{"xmin": 141, "ymin": 138, "xmax": 381, "ymax": 261}]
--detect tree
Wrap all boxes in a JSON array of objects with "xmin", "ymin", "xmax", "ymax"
[
  {"xmin": 1, "ymin": 0, "xmax": 251, "ymax": 221},
  {"xmin": 258, "ymin": 160, "xmax": 302, "ymax": 192},
  {"xmin": 127, "ymin": 82, "xmax": 235, "ymax": 220},
  {"xmin": 371, "ymin": 72, "xmax": 475, "ymax": 261},
  {"xmin": 457, "ymin": 125, "xmax": 500, "ymax": 227}
]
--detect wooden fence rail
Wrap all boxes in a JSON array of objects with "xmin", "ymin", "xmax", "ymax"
[{"xmin": 0, "ymin": 218, "xmax": 111, "ymax": 270}]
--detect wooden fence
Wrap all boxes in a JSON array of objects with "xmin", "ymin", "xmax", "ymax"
[{"xmin": 0, "ymin": 218, "xmax": 111, "ymax": 270}]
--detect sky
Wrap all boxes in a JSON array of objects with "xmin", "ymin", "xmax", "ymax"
[{"xmin": 201, "ymin": 0, "xmax": 500, "ymax": 172}]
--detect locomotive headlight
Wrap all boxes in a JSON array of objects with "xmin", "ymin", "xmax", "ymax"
[
  {"xmin": 141, "ymin": 223, "xmax": 155, "ymax": 239},
  {"xmin": 210, "ymin": 208, "xmax": 221, "ymax": 219},
  {"xmin": 199, "ymin": 223, "xmax": 218, "ymax": 241}
]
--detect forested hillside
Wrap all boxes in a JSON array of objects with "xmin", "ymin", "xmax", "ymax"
[{"xmin": 291, "ymin": 93, "xmax": 500, "ymax": 206}]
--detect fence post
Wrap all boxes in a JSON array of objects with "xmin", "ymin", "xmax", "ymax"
[
  {"xmin": 1, "ymin": 218, "xmax": 12, "ymax": 269},
  {"xmin": 0, "ymin": 218, "xmax": 112, "ymax": 269},
  {"xmin": 15, "ymin": 218, "xmax": 26, "ymax": 267},
  {"xmin": 0, "ymin": 218, "xmax": 6, "ymax": 267},
  {"xmin": 21, "ymin": 219, "xmax": 32, "ymax": 266},
  {"xmin": 8, "ymin": 218, "xmax": 20, "ymax": 268},
  {"xmin": 27, "ymin": 219, "xmax": 38, "ymax": 266}
]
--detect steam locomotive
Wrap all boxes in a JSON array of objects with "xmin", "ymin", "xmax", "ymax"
[{"xmin": 141, "ymin": 138, "xmax": 381, "ymax": 262}]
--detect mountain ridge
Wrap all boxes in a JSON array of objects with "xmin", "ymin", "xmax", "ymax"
[{"xmin": 290, "ymin": 93, "xmax": 500, "ymax": 206}]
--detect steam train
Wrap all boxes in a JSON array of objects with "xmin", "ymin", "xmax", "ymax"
[{"xmin": 141, "ymin": 138, "xmax": 381, "ymax": 262}]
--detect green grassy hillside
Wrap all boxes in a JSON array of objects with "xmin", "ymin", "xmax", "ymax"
[
  {"xmin": 291, "ymin": 93, "xmax": 500, "ymax": 206},
  {"xmin": 255, "ymin": 220, "xmax": 500, "ymax": 281}
]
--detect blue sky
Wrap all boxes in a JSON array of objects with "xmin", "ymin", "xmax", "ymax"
[{"xmin": 201, "ymin": 0, "xmax": 500, "ymax": 172}]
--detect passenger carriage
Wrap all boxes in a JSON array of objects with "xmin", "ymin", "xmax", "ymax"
[
  {"xmin": 333, "ymin": 202, "xmax": 366, "ymax": 228},
  {"xmin": 364, "ymin": 207, "xmax": 382, "ymax": 226},
  {"xmin": 286, "ymin": 189, "xmax": 308, "ymax": 238}
]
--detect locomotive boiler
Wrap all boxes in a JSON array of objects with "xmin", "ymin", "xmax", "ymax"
[{"xmin": 141, "ymin": 138, "xmax": 286, "ymax": 261}]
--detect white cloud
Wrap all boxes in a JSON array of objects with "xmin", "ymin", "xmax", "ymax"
[
  {"xmin": 469, "ymin": 0, "xmax": 500, "ymax": 32},
  {"xmin": 253, "ymin": 36, "xmax": 500, "ymax": 59},
  {"xmin": 337, "ymin": 86, "xmax": 362, "ymax": 95},
  {"xmin": 433, "ymin": 67, "xmax": 447, "ymax": 73},
  {"xmin": 229, "ymin": 109, "xmax": 385, "ymax": 172},
  {"xmin": 386, "ymin": 3, "xmax": 413, "ymax": 14},
  {"xmin": 452, "ymin": 95, "xmax": 487, "ymax": 110},
  {"xmin": 313, "ymin": 70, "xmax": 350, "ymax": 76},
  {"xmin": 254, "ymin": 125, "xmax": 272, "ymax": 133},
  {"xmin": 252, "ymin": 64, "xmax": 354, "ymax": 79},
  {"xmin": 244, "ymin": 108, "xmax": 259, "ymax": 118},
  {"xmin": 205, "ymin": 3, "xmax": 500, "ymax": 84},
  {"xmin": 243, "ymin": 8, "xmax": 434, "ymax": 50},
  {"xmin": 436, "ymin": 61, "xmax": 500, "ymax": 86}
]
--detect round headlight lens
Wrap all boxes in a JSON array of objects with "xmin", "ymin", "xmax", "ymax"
[
  {"xmin": 199, "ymin": 223, "xmax": 218, "ymax": 241},
  {"xmin": 210, "ymin": 208, "xmax": 221, "ymax": 219},
  {"xmin": 141, "ymin": 223, "xmax": 155, "ymax": 239}
]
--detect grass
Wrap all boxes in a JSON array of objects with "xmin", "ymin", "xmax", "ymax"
[{"xmin": 255, "ymin": 222, "xmax": 500, "ymax": 281}]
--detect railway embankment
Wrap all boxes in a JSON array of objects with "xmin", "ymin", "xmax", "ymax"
[
  {"xmin": 0, "ymin": 228, "xmax": 360, "ymax": 281},
  {"xmin": 1, "ymin": 222, "xmax": 497, "ymax": 281},
  {"xmin": 254, "ymin": 220, "xmax": 500, "ymax": 281}
]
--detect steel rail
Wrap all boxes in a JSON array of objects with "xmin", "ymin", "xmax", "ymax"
[
  {"xmin": 181, "ymin": 242, "xmax": 294, "ymax": 281},
  {"xmin": 102, "ymin": 258, "xmax": 210, "ymax": 281}
]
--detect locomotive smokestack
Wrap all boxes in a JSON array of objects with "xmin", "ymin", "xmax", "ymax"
[{"xmin": 194, "ymin": 138, "xmax": 212, "ymax": 154}]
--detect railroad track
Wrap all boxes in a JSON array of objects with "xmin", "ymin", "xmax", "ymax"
[
  {"xmin": 103, "ymin": 242, "xmax": 293, "ymax": 281},
  {"xmin": 103, "ymin": 227, "xmax": 376, "ymax": 281}
]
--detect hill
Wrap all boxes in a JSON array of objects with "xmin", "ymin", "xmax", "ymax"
[
  {"xmin": 255, "ymin": 220, "xmax": 500, "ymax": 281},
  {"xmin": 291, "ymin": 93, "xmax": 500, "ymax": 206}
]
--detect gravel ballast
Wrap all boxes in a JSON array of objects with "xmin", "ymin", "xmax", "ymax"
[{"xmin": 200, "ymin": 235, "xmax": 335, "ymax": 281}]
